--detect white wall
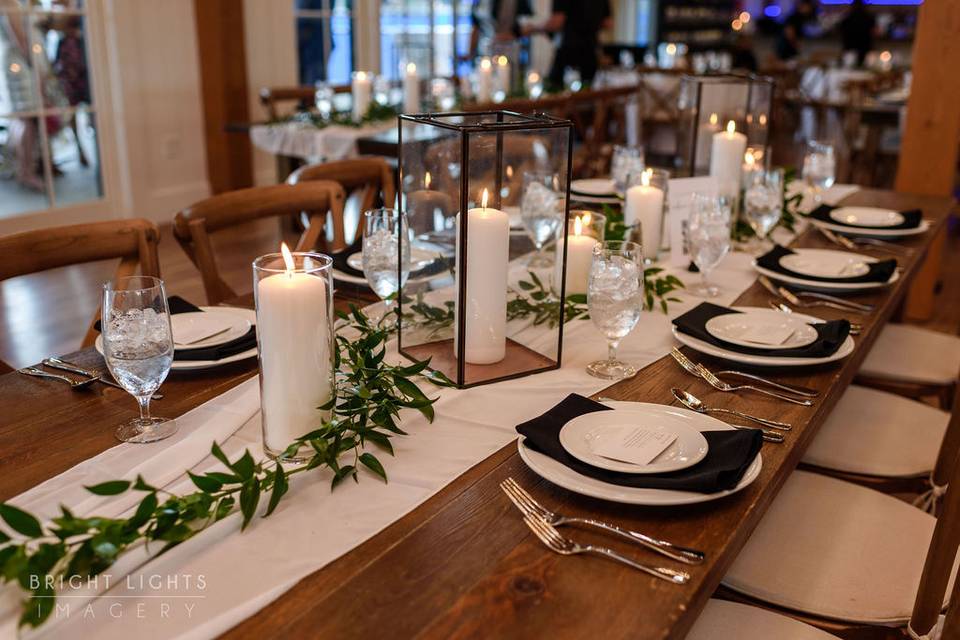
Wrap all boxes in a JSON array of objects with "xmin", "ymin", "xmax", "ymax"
[
  {"xmin": 102, "ymin": 0, "xmax": 210, "ymax": 223},
  {"xmin": 243, "ymin": 0, "xmax": 298, "ymax": 186}
]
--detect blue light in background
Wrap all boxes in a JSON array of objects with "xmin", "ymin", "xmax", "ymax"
[
  {"xmin": 819, "ymin": 0, "xmax": 922, "ymax": 4},
  {"xmin": 763, "ymin": 5, "xmax": 782, "ymax": 17}
]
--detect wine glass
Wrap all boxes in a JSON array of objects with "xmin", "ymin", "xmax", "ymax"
[
  {"xmin": 521, "ymin": 171, "xmax": 563, "ymax": 268},
  {"xmin": 611, "ymin": 144, "xmax": 645, "ymax": 193},
  {"xmin": 744, "ymin": 168, "xmax": 784, "ymax": 250},
  {"xmin": 102, "ymin": 276, "xmax": 176, "ymax": 443},
  {"xmin": 314, "ymin": 81, "xmax": 334, "ymax": 119},
  {"xmin": 688, "ymin": 194, "xmax": 732, "ymax": 298},
  {"xmin": 801, "ymin": 140, "xmax": 836, "ymax": 205},
  {"xmin": 586, "ymin": 241, "xmax": 644, "ymax": 380},
  {"xmin": 363, "ymin": 208, "xmax": 412, "ymax": 324}
]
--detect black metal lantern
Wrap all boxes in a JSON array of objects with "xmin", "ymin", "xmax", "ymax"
[
  {"xmin": 677, "ymin": 73, "xmax": 776, "ymax": 189},
  {"xmin": 397, "ymin": 111, "xmax": 574, "ymax": 388}
]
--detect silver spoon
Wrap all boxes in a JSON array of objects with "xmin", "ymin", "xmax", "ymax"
[
  {"xmin": 18, "ymin": 367, "xmax": 99, "ymax": 389},
  {"xmin": 42, "ymin": 357, "xmax": 164, "ymax": 400},
  {"xmin": 670, "ymin": 388, "xmax": 792, "ymax": 431}
]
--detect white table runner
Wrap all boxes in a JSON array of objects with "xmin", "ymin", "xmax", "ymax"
[
  {"xmin": 3, "ymin": 185, "xmax": 859, "ymax": 638},
  {"xmin": 249, "ymin": 121, "xmax": 394, "ymax": 162}
]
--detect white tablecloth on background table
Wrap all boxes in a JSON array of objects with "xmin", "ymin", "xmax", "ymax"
[
  {"xmin": 249, "ymin": 121, "xmax": 395, "ymax": 162},
  {"xmin": 2, "ymin": 184, "xmax": 860, "ymax": 639}
]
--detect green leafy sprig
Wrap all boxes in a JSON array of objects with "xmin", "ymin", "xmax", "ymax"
[
  {"xmin": 732, "ymin": 168, "xmax": 804, "ymax": 242},
  {"xmin": 276, "ymin": 101, "xmax": 400, "ymax": 129},
  {"xmin": 0, "ymin": 305, "xmax": 447, "ymax": 629}
]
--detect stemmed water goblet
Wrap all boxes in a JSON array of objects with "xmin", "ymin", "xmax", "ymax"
[
  {"xmin": 521, "ymin": 171, "xmax": 564, "ymax": 268},
  {"xmin": 586, "ymin": 241, "xmax": 644, "ymax": 380},
  {"xmin": 363, "ymin": 208, "xmax": 412, "ymax": 326},
  {"xmin": 102, "ymin": 276, "xmax": 176, "ymax": 443},
  {"xmin": 688, "ymin": 194, "xmax": 732, "ymax": 298},
  {"xmin": 611, "ymin": 145, "xmax": 645, "ymax": 193},
  {"xmin": 744, "ymin": 168, "xmax": 784, "ymax": 252},
  {"xmin": 801, "ymin": 140, "xmax": 836, "ymax": 205}
]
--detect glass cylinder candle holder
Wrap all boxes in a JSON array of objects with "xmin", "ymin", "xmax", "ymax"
[
  {"xmin": 623, "ymin": 167, "xmax": 669, "ymax": 263},
  {"xmin": 555, "ymin": 210, "xmax": 605, "ymax": 296},
  {"xmin": 253, "ymin": 247, "xmax": 336, "ymax": 463}
]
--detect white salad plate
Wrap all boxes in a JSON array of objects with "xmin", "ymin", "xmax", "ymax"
[
  {"xmin": 828, "ymin": 206, "xmax": 904, "ymax": 228},
  {"xmin": 559, "ymin": 408, "xmax": 709, "ymax": 474},
  {"xmin": 705, "ymin": 311, "xmax": 818, "ymax": 350},
  {"xmin": 753, "ymin": 248, "xmax": 899, "ymax": 292}
]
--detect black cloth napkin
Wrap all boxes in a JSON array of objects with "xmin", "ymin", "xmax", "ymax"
[
  {"xmin": 757, "ymin": 244, "xmax": 897, "ymax": 284},
  {"xmin": 673, "ymin": 302, "xmax": 849, "ymax": 358},
  {"xmin": 168, "ymin": 297, "xmax": 257, "ymax": 362},
  {"xmin": 809, "ymin": 204, "xmax": 922, "ymax": 231},
  {"xmin": 330, "ymin": 241, "xmax": 454, "ymax": 284},
  {"xmin": 516, "ymin": 394, "xmax": 763, "ymax": 494}
]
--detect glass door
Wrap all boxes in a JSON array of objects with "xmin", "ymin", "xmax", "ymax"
[{"xmin": 0, "ymin": 0, "xmax": 103, "ymax": 220}]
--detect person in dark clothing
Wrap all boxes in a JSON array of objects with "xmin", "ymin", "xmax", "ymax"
[
  {"xmin": 731, "ymin": 33, "xmax": 757, "ymax": 72},
  {"xmin": 776, "ymin": 0, "xmax": 816, "ymax": 61},
  {"xmin": 524, "ymin": 0, "xmax": 612, "ymax": 87},
  {"xmin": 839, "ymin": 0, "xmax": 877, "ymax": 67},
  {"xmin": 469, "ymin": 0, "xmax": 533, "ymax": 58}
]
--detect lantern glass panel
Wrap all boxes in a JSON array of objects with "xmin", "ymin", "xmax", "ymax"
[{"xmin": 397, "ymin": 111, "xmax": 573, "ymax": 388}]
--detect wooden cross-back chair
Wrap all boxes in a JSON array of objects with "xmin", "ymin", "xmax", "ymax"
[
  {"xmin": 0, "ymin": 218, "xmax": 161, "ymax": 367},
  {"xmin": 287, "ymin": 157, "xmax": 396, "ymax": 247},
  {"xmin": 259, "ymin": 85, "xmax": 350, "ymax": 120},
  {"xmin": 173, "ymin": 181, "xmax": 345, "ymax": 305}
]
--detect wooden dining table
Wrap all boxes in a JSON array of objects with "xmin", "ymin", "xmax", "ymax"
[{"xmin": 0, "ymin": 188, "xmax": 954, "ymax": 639}]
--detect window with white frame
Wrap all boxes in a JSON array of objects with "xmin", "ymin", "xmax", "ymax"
[
  {"xmin": 295, "ymin": 0, "xmax": 355, "ymax": 85},
  {"xmin": 0, "ymin": 0, "xmax": 101, "ymax": 219},
  {"xmin": 378, "ymin": 0, "xmax": 472, "ymax": 81}
]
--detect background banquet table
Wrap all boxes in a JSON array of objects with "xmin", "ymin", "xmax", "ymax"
[{"xmin": 0, "ymin": 188, "xmax": 953, "ymax": 639}]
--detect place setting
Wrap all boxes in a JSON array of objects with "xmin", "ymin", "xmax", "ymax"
[
  {"xmin": 753, "ymin": 244, "xmax": 899, "ymax": 294},
  {"xmin": 807, "ymin": 203, "xmax": 930, "ymax": 239}
]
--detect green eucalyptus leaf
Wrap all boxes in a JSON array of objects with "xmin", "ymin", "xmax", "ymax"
[
  {"xmin": 239, "ymin": 480, "xmax": 260, "ymax": 530},
  {"xmin": 188, "ymin": 472, "xmax": 222, "ymax": 493},
  {"xmin": 264, "ymin": 464, "xmax": 288, "ymax": 517},
  {"xmin": 359, "ymin": 453, "xmax": 387, "ymax": 482},
  {"xmin": 0, "ymin": 504, "xmax": 42, "ymax": 538},
  {"xmin": 84, "ymin": 480, "xmax": 131, "ymax": 496}
]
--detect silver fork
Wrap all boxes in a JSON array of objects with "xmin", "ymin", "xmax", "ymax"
[
  {"xmin": 42, "ymin": 357, "xmax": 164, "ymax": 400},
  {"xmin": 768, "ymin": 301, "xmax": 862, "ymax": 335},
  {"xmin": 694, "ymin": 364, "xmax": 813, "ymax": 406},
  {"xmin": 784, "ymin": 288, "xmax": 874, "ymax": 312},
  {"xmin": 758, "ymin": 276, "xmax": 869, "ymax": 314},
  {"xmin": 500, "ymin": 477, "xmax": 705, "ymax": 564},
  {"xmin": 818, "ymin": 227, "xmax": 911, "ymax": 256},
  {"xmin": 522, "ymin": 514, "xmax": 691, "ymax": 584},
  {"xmin": 673, "ymin": 347, "xmax": 819, "ymax": 398},
  {"xmin": 18, "ymin": 367, "xmax": 98, "ymax": 389}
]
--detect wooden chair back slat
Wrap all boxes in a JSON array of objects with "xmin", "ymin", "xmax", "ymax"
[
  {"xmin": 259, "ymin": 85, "xmax": 350, "ymax": 120},
  {"xmin": 0, "ymin": 218, "xmax": 161, "ymax": 357},
  {"xmin": 287, "ymin": 157, "xmax": 395, "ymax": 242},
  {"xmin": 173, "ymin": 182, "xmax": 345, "ymax": 305},
  {"xmin": 911, "ymin": 392, "xmax": 960, "ymax": 635}
]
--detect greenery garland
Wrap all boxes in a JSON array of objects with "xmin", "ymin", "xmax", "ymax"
[
  {"xmin": 274, "ymin": 101, "xmax": 400, "ymax": 129},
  {"xmin": 0, "ymin": 305, "xmax": 449, "ymax": 629}
]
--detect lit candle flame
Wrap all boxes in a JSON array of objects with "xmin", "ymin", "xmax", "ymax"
[
  {"xmin": 581, "ymin": 212, "xmax": 591, "ymax": 225},
  {"xmin": 574, "ymin": 216, "xmax": 583, "ymax": 236},
  {"xmin": 280, "ymin": 242, "xmax": 295, "ymax": 275},
  {"xmin": 497, "ymin": 55, "xmax": 508, "ymax": 66},
  {"xmin": 759, "ymin": 114, "xmax": 768, "ymax": 126},
  {"xmin": 641, "ymin": 167, "xmax": 652, "ymax": 187},
  {"xmin": 406, "ymin": 62, "xmax": 417, "ymax": 74},
  {"xmin": 666, "ymin": 43, "xmax": 677, "ymax": 55},
  {"xmin": 480, "ymin": 58, "xmax": 492, "ymax": 70},
  {"xmin": 709, "ymin": 113, "xmax": 718, "ymax": 126},
  {"xmin": 506, "ymin": 165, "xmax": 513, "ymax": 179},
  {"xmin": 481, "ymin": 188, "xmax": 489, "ymax": 210},
  {"xmin": 528, "ymin": 71, "xmax": 540, "ymax": 83},
  {"xmin": 355, "ymin": 71, "xmax": 367, "ymax": 81},
  {"xmin": 744, "ymin": 150, "xmax": 755, "ymax": 166},
  {"xmin": 425, "ymin": 171, "xmax": 431, "ymax": 189},
  {"xmin": 726, "ymin": 120, "xmax": 736, "ymax": 135}
]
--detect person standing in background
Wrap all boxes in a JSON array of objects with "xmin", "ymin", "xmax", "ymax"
[
  {"xmin": 776, "ymin": 0, "xmax": 816, "ymax": 61},
  {"xmin": 839, "ymin": 0, "xmax": 877, "ymax": 67},
  {"xmin": 468, "ymin": 0, "xmax": 532, "ymax": 60},
  {"xmin": 524, "ymin": 0, "xmax": 612, "ymax": 88}
]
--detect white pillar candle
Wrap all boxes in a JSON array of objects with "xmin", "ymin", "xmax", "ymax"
[
  {"xmin": 406, "ymin": 171, "xmax": 453, "ymax": 235},
  {"xmin": 555, "ymin": 214, "xmax": 599, "ymax": 296},
  {"xmin": 351, "ymin": 71, "xmax": 373, "ymax": 122},
  {"xmin": 495, "ymin": 55, "xmax": 510, "ymax": 99},
  {"xmin": 624, "ymin": 168, "xmax": 665, "ymax": 256},
  {"xmin": 256, "ymin": 244, "xmax": 332, "ymax": 454},
  {"xmin": 709, "ymin": 120, "xmax": 748, "ymax": 197},
  {"xmin": 477, "ymin": 57, "xmax": 494, "ymax": 103},
  {"xmin": 455, "ymin": 189, "xmax": 509, "ymax": 364},
  {"xmin": 403, "ymin": 62, "xmax": 420, "ymax": 113},
  {"xmin": 696, "ymin": 112, "xmax": 720, "ymax": 172}
]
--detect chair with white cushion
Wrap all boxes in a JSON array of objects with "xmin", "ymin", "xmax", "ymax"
[
  {"xmin": 720, "ymin": 467, "xmax": 960, "ymax": 638},
  {"xmin": 800, "ymin": 385, "xmax": 956, "ymax": 503},
  {"xmin": 858, "ymin": 323, "xmax": 960, "ymax": 409},
  {"xmin": 688, "ymin": 599, "xmax": 841, "ymax": 639}
]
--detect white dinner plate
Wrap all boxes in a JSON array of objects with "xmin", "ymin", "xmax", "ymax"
[
  {"xmin": 96, "ymin": 307, "xmax": 257, "ymax": 372},
  {"xmin": 753, "ymin": 248, "xmax": 899, "ymax": 292},
  {"xmin": 809, "ymin": 216, "xmax": 930, "ymax": 239},
  {"xmin": 571, "ymin": 178, "xmax": 617, "ymax": 197},
  {"xmin": 705, "ymin": 310, "xmax": 818, "ymax": 351},
  {"xmin": 779, "ymin": 250, "xmax": 871, "ymax": 279},
  {"xmin": 829, "ymin": 206, "xmax": 904, "ymax": 228},
  {"xmin": 672, "ymin": 306, "xmax": 855, "ymax": 368},
  {"xmin": 559, "ymin": 408, "xmax": 708, "ymax": 474},
  {"xmin": 519, "ymin": 401, "xmax": 762, "ymax": 506},
  {"xmin": 171, "ymin": 310, "xmax": 250, "ymax": 348}
]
